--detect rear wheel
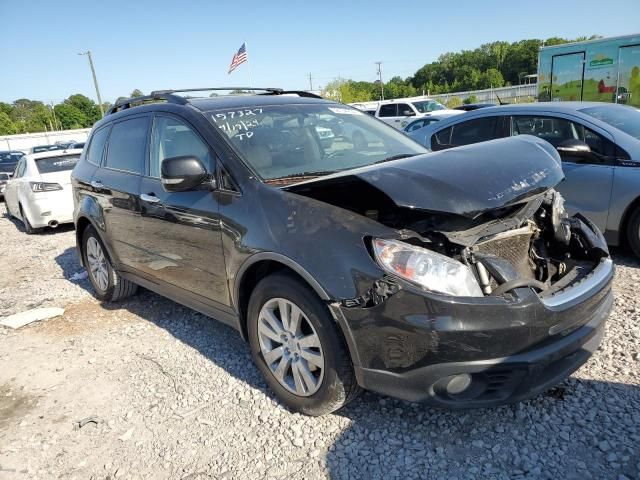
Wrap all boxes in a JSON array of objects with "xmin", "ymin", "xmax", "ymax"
[
  {"xmin": 626, "ymin": 207, "xmax": 640, "ymax": 258},
  {"xmin": 19, "ymin": 204, "xmax": 41, "ymax": 234},
  {"xmin": 82, "ymin": 226, "xmax": 138, "ymax": 301},
  {"xmin": 247, "ymin": 272, "xmax": 360, "ymax": 416}
]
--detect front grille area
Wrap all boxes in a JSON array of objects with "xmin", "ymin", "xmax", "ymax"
[{"xmin": 474, "ymin": 227, "xmax": 534, "ymax": 279}]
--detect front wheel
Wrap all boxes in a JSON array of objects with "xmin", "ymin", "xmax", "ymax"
[
  {"xmin": 247, "ymin": 273, "xmax": 360, "ymax": 416},
  {"xmin": 82, "ymin": 226, "xmax": 138, "ymax": 301},
  {"xmin": 626, "ymin": 207, "xmax": 640, "ymax": 258}
]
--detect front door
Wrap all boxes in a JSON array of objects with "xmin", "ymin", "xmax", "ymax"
[
  {"xmin": 551, "ymin": 52, "xmax": 586, "ymax": 101},
  {"xmin": 510, "ymin": 115, "xmax": 614, "ymax": 232},
  {"xmin": 137, "ymin": 114, "xmax": 229, "ymax": 307}
]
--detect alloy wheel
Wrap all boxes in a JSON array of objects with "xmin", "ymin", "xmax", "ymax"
[
  {"xmin": 86, "ymin": 236, "xmax": 109, "ymax": 292},
  {"xmin": 257, "ymin": 298, "xmax": 325, "ymax": 396}
]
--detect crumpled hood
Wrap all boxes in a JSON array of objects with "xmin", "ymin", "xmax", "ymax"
[{"xmin": 286, "ymin": 135, "xmax": 564, "ymax": 219}]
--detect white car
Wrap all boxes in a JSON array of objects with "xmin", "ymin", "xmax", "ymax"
[
  {"xmin": 375, "ymin": 99, "xmax": 462, "ymax": 129},
  {"xmin": 4, "ymin": 149, "xmax": 82, "ymax": 233}
]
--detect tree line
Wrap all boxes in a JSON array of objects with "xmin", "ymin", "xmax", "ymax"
[
  {"xmin": 321, "ymin": 35, "xmax": 600, "ymax": 103},
  {"xmin": 0, "ymin": 90, "xmax": 145, "ymax": 136},
  {"xmin": 1, "ymin": 35, "xmax": 600, "ymax": 135}
]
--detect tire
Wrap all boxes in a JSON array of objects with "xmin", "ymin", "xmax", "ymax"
[
  {"xmin": 626, "ymin": 207, "xmax": 640, "ymax": 258},
  {"xmin": 247, "ymin": 272, "xmax": 361, "ymax": 416},
  {"xmin": 82, "ymin": 225, "xmax": 138, "ymax": 301},
  {"xmin": 19, "ymin": 204, "xmax": 41, "ymax": 235}
]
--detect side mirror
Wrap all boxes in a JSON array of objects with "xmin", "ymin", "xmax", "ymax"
[
  {"xmin": 556, "ymin": 139, "xmax": 591, "ymax": 158},
  {"xmin": 402, "ymin": 110, "xmax": 416, "ymax": 117},
  {"xmin": 161, "ymin": 155, "xmax": 211, "ymax": 192}
]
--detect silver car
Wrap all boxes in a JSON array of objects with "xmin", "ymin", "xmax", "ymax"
[{"xmin": 408, "ymin": 102, "xmax": 640, "ymax": 256}]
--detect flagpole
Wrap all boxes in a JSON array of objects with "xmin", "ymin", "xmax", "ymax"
[{"xmin": 245, "ymin": 40, "xmax": 253, "ymax": 91}]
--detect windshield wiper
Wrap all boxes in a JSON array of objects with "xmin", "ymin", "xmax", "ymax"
[
  {"xmin": 375, "ymin": 153, "xmax": 418, "ymax": 164},
  {"xmin": 264, "ymin": 170, "xmax": 338, "ymax": 185}
]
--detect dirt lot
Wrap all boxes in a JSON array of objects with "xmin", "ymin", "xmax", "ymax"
[{"xmin": 0, "ymin": 202, "xmax": 639, "ymax": 480}]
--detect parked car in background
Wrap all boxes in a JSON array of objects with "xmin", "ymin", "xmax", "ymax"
[
  {"xmin": 71, "ymin": 88, "xmax": 612, "ymax": 416},
  {"xmin": 0, "ymin": 172, "xmax": 10, "ymax": 199},
  {"xmin": 454, "ymin": 103, "xmax": 497, "ymax": 111},
  {"xmin": 4, "ymin": 149, "xmax": 81, "ymax": 233},
  {"xmin": 0, "ymin": 150, "xmax": 25, "ymax": 174},
  {"xmin": 402, "ymin": 112, "xmax": 460, "ymax": 134},
  {"xmin": 374, "ymin": 98, "xmax": 461, "ymax": 129},
  {"xmin": 67, "ymin": 142, "xmax": 86, "ymax": 150},
  {"xmin": 409, "ymin": 102, "xmax": 640, "ymax": 256},
  {"xmin": 29, "ymin": 145, "xmax": 55, "ymax": 154}
]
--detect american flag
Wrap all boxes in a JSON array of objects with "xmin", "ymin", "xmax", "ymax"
[{"xmin": 228, "ymin": 43, "xmax": 248, "ymax": 74}]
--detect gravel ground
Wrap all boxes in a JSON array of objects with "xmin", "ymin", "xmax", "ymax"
[{"xmin": 0, "ymin": 202, "xmax": 639, "ymax": 480}]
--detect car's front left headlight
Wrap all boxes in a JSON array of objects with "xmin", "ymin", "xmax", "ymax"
[{"xmin": 372, "ymin": 238, "xmax": 483, "ymax": 297}]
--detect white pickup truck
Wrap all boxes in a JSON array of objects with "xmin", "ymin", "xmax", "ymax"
[{"xmin": 372, "ymin": 99, "xmax": 462, "ymax": 130}]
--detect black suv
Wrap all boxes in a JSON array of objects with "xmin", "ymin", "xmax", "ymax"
[{"xmin": 72, "ymin": 88, "xmax": 613, "ymax": 416}]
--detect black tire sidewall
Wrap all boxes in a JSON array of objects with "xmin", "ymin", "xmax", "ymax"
[
  {"xmin": 82, "ymin": 226, "xmax": 116, "ymax": 301},
  {"xmin": 247, "ymin": 273, "xmax": 351, "ymax": 415},
  {"xmin": 627, "ymin": 209, "xmax": 640, "ymax": 257},
  {"xmin": 20, "ymin": 205, "xmax": 35, "ymax": 234}
]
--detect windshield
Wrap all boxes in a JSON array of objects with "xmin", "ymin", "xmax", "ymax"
[
  {"xmin": 580, "ymin": 105, "xmax": 640, "ymax": 141},
  {"xmin": 208, "ymin": 103, "xmax": 427, "ymax": 184},
  {"xmin": 412, "ymin": 100, "xmax": 446, "ymax": 113},
  {"xmin": 35, "ymin": 154, "xmax": 80, "ymax": 174}
]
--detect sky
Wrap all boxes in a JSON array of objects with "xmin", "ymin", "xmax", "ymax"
[{"xmin": 1, "ymin": 0, "xmax": 639, "ymax": 104}]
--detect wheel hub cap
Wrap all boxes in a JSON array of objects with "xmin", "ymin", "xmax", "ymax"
[
  {"xmin": 257, "ymin": 298, "xmax": 324, "ymax": 397},
  {"xmin": 86, "ymin": 237, "xmax": 109, "ymax": 292}
]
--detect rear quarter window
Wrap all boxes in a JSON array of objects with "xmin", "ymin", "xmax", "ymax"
[{"xmin": 86, "ymin": 125, "xmax": 111, "ymax": 166}]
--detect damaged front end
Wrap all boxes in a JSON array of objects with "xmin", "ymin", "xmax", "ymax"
[{"xmin": 384, "ymin": 189, "xmax": 611, "ymax": 301}]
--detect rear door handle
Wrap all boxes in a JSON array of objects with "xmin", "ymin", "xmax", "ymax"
[
  {"xmin": 90, "ymin": 180, "xmax": 103, "ymax": 189},
  {"xmin": 140, "ymin": 193, "xmax": 161, "ymax": 203}
]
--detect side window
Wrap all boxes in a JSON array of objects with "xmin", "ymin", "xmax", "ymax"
[
  {"xmin": 150, "ymin": 116, "xmax": 212, "ymax": 178},
  {"xmin": 431, "ymin": 126, "xmax": 453, "ymax": 150},
  {"xmin": 406, "ymin": 120, "xmax": 425, "ymax": 132},
  {"xmin": 105, "ymin": 117, "xmax": 149, "ymax": 174},
  {"xmin": 86, "ymin": 125, "xmax": 111, "ymax": 166},
  {"xmin": 378, "ymin": 104, "xmax": 397, "ymax": 117},
  {"xmin": 450, "ymin": 117, "xmax": 498, "ymax": 146},
  {"xmin": 396, "ymin": 103, "xmax": 413, "ymax": 116},
  {"xmin": 511, "ymin": 115, "xmax": 615, "ymax": 163},
  {"xmin": 14, "ymin": 159, "xmax": 26, "ymax": 178}
]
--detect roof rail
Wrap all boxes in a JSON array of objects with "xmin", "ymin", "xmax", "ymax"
[
  {"xmin": 258, "ymin": 90, "xmax": 323, "ymax": 99},
  {"xmin": 106, "ymin": 92, "xmax": 188, "ymax": 115},
  {"xmin": 151, "ymin": 87, "xmax": 284, "ymax": 95}
]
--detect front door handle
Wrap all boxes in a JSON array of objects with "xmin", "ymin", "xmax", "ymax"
[
  {"xmin": 140, "ymin": 193, "xmax": 161, "ymax": 203},
  {"xmin": 90, "ymin": 180, "xmax": 103, "ymax": 189}
]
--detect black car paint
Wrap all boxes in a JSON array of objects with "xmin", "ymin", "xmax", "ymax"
[
  {"xmin": 71, "ymin": 95, "xmax": 613, "ymax": 407},
  {"xmin": 286, "ymin": 135, "xmax": 564, "ymax": 219}
]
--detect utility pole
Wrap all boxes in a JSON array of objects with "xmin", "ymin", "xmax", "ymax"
[
  {"xmin": 308, "ymin": 73, "xmax": 313, "ymax": 92},
  {"xmin": 78, "ymin": 51, "xmax": 105, "ymax": 117},
  {"xmin": 375, "ymin": 61, "xmax": 384, "ymax": 100}
]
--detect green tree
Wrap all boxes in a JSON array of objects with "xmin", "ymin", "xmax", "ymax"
[
  {"xmin": 0, "ymin": 112, "xmax": 17, "ymax": 135},
  {"xmin": 478, "ymin": 68, "xmax": 505, "ymax": 89},
  {"xmin": 64, "ymin": 94, "xmax": 101, "ymax": 126},
  {"xmin": 130, "ymin": 89, "xmax": 144, "ymax": 98},
  {"xmin": 54, "ymin": 104, "xmax": 87, "ymax": 130},
  {"xmin": 10, "ymin": 99, "xmax": 52, "ymax": 133}
]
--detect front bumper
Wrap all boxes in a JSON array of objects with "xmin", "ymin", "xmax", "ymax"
[{"xmin": 332, "ymin": 257, "xmax": 614, "ymax": 407}]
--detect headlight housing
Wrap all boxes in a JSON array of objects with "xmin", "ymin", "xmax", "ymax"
[{"xmin": 372, "ymin": 238, "xmax": 483, "ymax": 297}]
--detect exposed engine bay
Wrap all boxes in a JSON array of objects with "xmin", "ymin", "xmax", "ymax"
[{"xmin": 288, "ymin": 179, "xmax": 609, "ymax": 298}]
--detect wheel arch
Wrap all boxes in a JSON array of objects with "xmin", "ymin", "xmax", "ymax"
[
  {"xmin": 619, "ymin": 194, "xmax": 640, "ymax": 248},
  {"xmin": 234, "ymin": 253, "xmax": 331, "ymax": 341}
]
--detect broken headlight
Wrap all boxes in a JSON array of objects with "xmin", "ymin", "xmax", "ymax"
[{"xmin": 372, "ymin": 238, "xmax": 483, "ymax": 297}]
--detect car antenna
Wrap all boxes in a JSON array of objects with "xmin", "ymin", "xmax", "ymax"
[{"xmin": 495, "ymin": 94, "xmax": 509, "ymax": 106}]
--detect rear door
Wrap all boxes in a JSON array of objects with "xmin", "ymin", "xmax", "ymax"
[
  {"xmin": 93, "ymin": 115, "xmax": 149, "ymax": 268},
  {"xmin": 509, "ymin": 114, "xmax": 614, "ymax": 231},
  {"xmin": 377, "ymin": 104, "xmax": 398, "ymax": 126},
  {"xmin": 137, "ymin": 113, "xmax": 229, "ymax": 306}
]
